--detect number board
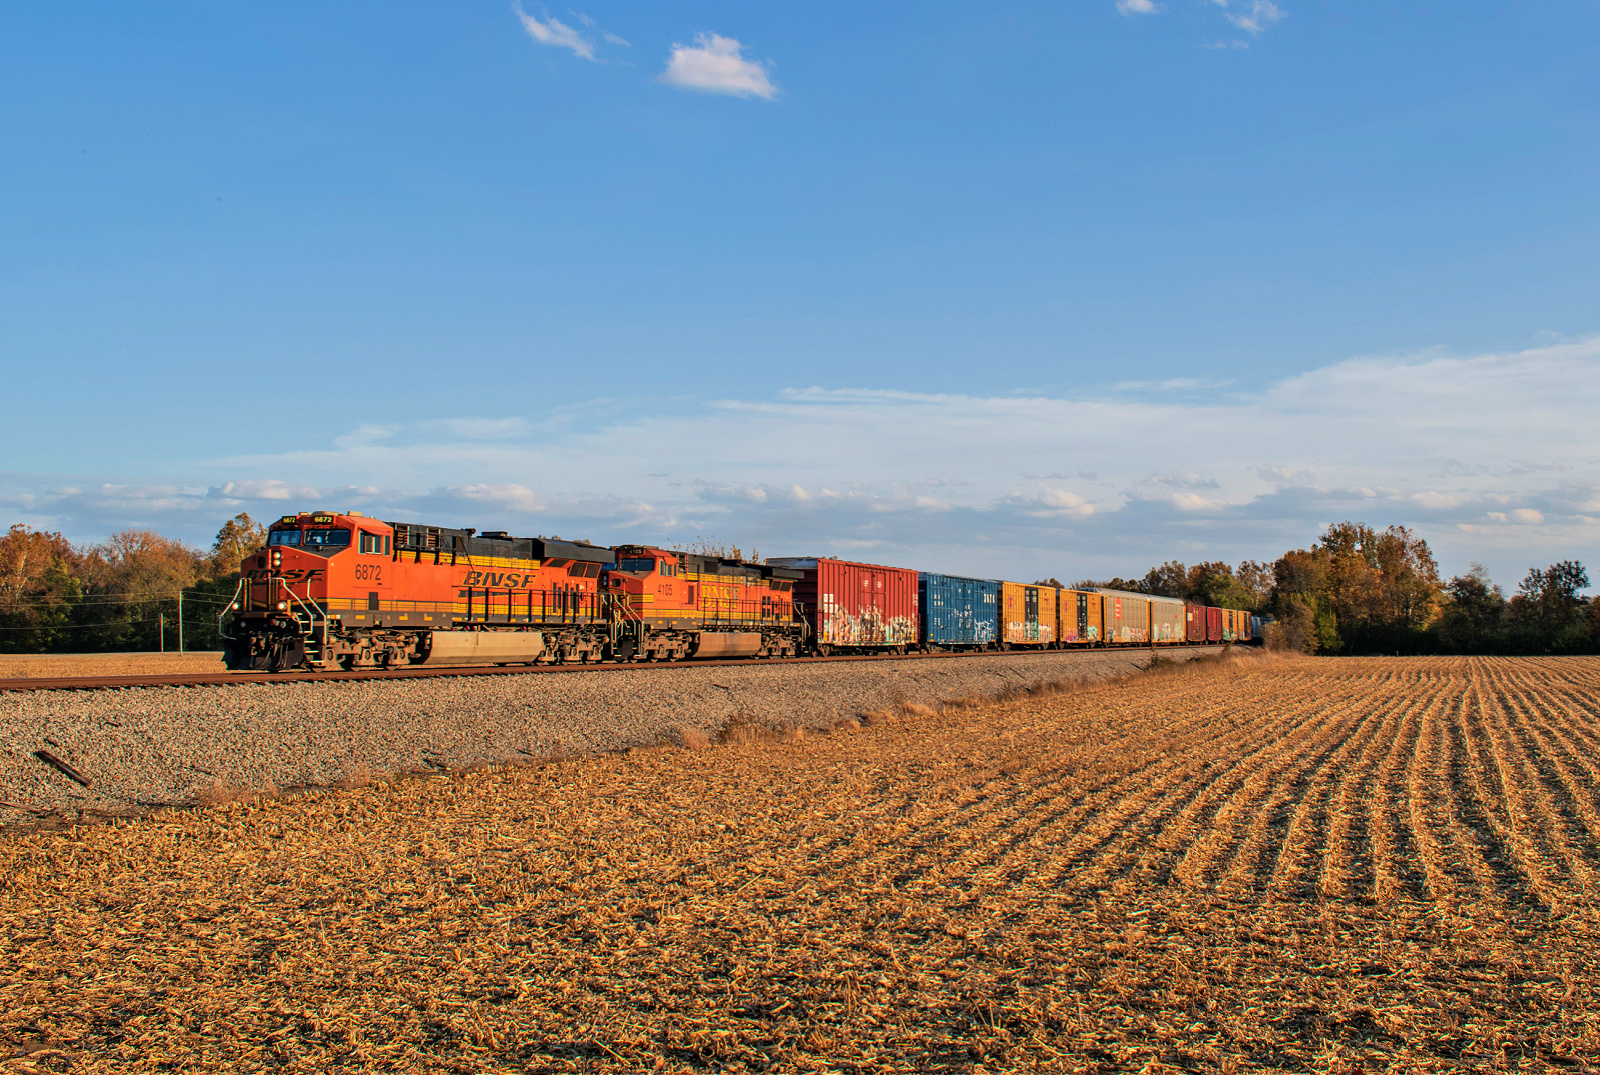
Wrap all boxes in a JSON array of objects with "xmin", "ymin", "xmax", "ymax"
[{"xmin": 311, "ymin": 515, "xmax": 336, "ymax": 524}]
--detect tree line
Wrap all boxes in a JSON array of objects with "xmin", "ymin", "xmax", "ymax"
[
  {"xmin": 1082, "ymin": 521, "xmax": 1598, "ymax": 655},
  {"xmin": 1, "ymin": 515, "xmax": 1594, "ymax": 655},
  {"xmin": 0, "ymin": 514, "xmax": 266, "ymax": 654}
]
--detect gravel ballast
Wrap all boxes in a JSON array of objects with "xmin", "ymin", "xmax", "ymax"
[{"xmin": 0, "ymin": 647, "xmax": 1218, "ymax": 825}]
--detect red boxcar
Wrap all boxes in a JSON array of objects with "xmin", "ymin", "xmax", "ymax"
[
  {"xmin": 1185, "ymin": 603, "xmax": 1206, "ymax": 643},
  {"xmin": 1206, "ymin": 606, "xmax": 1223, "ymax": 643},
  {"xmin": 767, "ymin": 557, "xmax": 918, "ymax": 654}
]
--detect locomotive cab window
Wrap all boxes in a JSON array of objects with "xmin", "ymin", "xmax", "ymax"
[
  {"xmin": 615, "ymin": 558, "xmax": 656, "ymax": 573},
  {"xmin": 268, "ymin": 530, "xmax": 301, "ymax": 546},
  {"xmin": 302, "ymin": 529, "xmax": 351, "ymax": 548}
]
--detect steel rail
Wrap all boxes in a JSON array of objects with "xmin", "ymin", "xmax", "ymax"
[{"xmin": 0, "ymin": 644, "xmax": 1231, "ymax": 694}]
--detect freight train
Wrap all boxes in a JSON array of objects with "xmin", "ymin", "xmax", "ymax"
[{"xmin": 221, "ymin": 511, "xmax": 1260, "ymax": 672}]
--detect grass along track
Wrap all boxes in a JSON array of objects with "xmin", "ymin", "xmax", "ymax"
[{"xmin": 4, "ymin": 654, "xmax": 1600, "ymax": 1072}]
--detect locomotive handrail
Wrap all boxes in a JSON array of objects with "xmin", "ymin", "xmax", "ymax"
[
  {"xmin": 217, "ymin": 576, "xmax": 249, "ymax": 637},
  {"xmin": 254, "ymin": 574, "xmax": 329, "ymax": 665},
  {"xmin": 456, "ymin": 587, "xmax": 610, "ymax": 626}
]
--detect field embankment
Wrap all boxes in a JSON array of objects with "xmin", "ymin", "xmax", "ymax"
[
  {"xmin": 0, "ymin": 647, "xmax": 1207, "ymax": 823},
  {"xmin": 4, "ymin": 654, "xmax": 1599, "ymax": 1072},
  {"xmin": 0, "ymin": 652, "xmax": 226, "ymax": 679}
]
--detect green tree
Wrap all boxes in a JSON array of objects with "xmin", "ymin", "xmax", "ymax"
[
  {"xmin": 1234, "ymin": 560, "xmax": 1274, "ymax": 609},
  {"xmin": 1508, "ymin": 561, "xmax": 1590, "ymax": 652},
  {"xmin": 1434, "ymin": 563, "xmax": 1506, "ymax": 652},
  {"xmin": 1139, "ymin": 561, "xmax": 1190, "ymax": 598}
]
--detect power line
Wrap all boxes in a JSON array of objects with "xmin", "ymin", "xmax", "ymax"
[{"xmin": 0, "ymin": 588, "xmax": 242, "ymax": 609}]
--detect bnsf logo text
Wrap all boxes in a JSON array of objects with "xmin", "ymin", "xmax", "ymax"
[
  {"xmin": 246, "ymin": 568, "xmax": 324, "ymax": 583},
  {"xmin": 460, "ymin": 571, "xmax": 544, "ymax": 588}
]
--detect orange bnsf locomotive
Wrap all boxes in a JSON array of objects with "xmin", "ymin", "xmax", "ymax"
[{"xmin": 222, "ymin": 512, "xmax": 806, "ymax": 672}]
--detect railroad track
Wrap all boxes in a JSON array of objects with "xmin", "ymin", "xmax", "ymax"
[{"xmin": 0, "ymin": 644, "xmax": 1220, "ymax": 693}]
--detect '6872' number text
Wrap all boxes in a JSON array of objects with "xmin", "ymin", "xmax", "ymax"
[{"xmin": 354, "ymin": 564, "xmax": 382, "ymax": 582}]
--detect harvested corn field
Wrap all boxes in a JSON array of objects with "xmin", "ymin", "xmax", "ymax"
[
  {"xmin": 0, "ymin": 652, "xmax": 224, "ymax": 680},
  {"xmin": 4, "ymin": 654, "xmax": 1600, "ymax": 1073}
]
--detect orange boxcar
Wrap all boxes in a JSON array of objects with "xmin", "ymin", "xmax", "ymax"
[
  {"xmin": 1059, "ymin": 589, "xmax": 1102, "ymax": 644},
  {"xmin": 1000, "ymin": 581, "xmax": 1059, "ymax": 647}
]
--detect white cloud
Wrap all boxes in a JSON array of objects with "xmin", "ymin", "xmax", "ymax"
[
  {"xmin": 572, "ymin": 11, "xmax": 630, "ymax": 47},
  {"xmin": 516, "ymin": 5, "xmax": 594, "ymax": 61},
  {"xmin": 8, "ymin": 336, "xmax": 1600, "ymax": 586},
  {"xmin": 659, "ymin": 33, "xmax": 778, "ymax": 100},
  {"xmin": 213, "ymin": 479, "xmax": 321, "ymax": 502},
  {"xmin": 1116, "ymin": 0, "xmax": 1159, "ymax": 14},
  {"xmin": 1211, "ymin": 0, "xmax": 1285, "ymax": 35}
]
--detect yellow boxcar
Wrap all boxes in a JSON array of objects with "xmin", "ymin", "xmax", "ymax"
[
  {"xmin": 1059, "ymin": 589, "xmax": 1102, "ymax": 644},
  {"xmin": 1001, "ymin": 581, "xmax": 1059, "ymax": 647}
]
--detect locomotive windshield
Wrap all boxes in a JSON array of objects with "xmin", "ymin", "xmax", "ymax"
[
  {"xmin": 303, "ymin": 529, "xmax": 351, "ymax": 547},
  {"xmin": 615, "ymin": 557, "xmax": 657, "ymax": 572},
  {"xmin": 268, "ymin": 530, "xmax": 301, "ymax": 546}
]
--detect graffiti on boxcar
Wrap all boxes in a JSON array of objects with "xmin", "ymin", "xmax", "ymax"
[{"xmin": 819, "ymin": 599, "xmax": 916, "ymax": 646}]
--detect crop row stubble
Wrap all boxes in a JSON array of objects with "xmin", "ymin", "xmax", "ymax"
[{"xmin": 3, "ymin": 654, "xmax": 1600, "ymax": 1072}]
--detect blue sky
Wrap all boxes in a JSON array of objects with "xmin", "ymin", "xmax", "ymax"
[{"xmin": 3, "ymin": 1, "xmax": 1598, "ymax": 588}]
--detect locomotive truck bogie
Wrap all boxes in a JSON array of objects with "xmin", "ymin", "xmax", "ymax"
[{"xmin": 222, "ymin": 613, "xmax": 308, "ymax": 672}]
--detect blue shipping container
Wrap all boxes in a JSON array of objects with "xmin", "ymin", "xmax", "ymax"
[{"xmin": 919, "ymin": 572, "xmax": 1000, "ymax": 648}]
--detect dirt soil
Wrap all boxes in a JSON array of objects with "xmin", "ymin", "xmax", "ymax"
[
  {"xmin": 4, "ymin": 653, "xmax": 1600, "ymax": 1073},
  {"xmin": 0, "ymin": 652, "xmax": 226, "ymax": 679}
]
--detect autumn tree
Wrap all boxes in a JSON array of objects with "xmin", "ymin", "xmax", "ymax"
[
  {"xmin": 1269, "ymin": 522, "xmax": 1441, "ymax": 653},
  {"xmin": 73, "ymin": 529, "xmax": 209, "ymax": 650},
  {"xmin": 211, "ymin": 513, "xmax": 268, "ymax": 576},
  {"xmin": 0, "ymin": 525, "xmax": 86, "ymax": 652}
]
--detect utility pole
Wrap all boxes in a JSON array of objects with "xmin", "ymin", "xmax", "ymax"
[{"xmin": 178, "ymin": 590, "xmax": 185, "ymax": 655}]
